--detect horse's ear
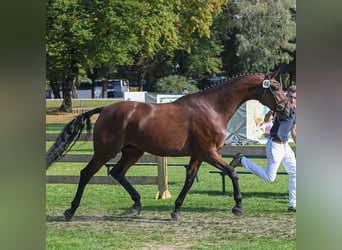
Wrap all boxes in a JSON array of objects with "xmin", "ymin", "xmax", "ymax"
[{"xmin": 269, "ymin": 69, "xmax": 281, "ymax": 79}]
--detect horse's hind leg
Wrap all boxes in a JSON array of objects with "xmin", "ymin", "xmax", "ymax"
[
  {"xmin": 109, "ymin": 145, "xmax": 144, "ymax": 215},
  {"xmin": 64, "ymin": 157, "xmax": 106, "ymax": 221},
  {"xmin": 171, "ymin": 158, "xmax": 202, "ymax": 221}
]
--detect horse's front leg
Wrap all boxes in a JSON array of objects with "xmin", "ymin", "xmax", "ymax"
[
  {"xmin": 206, "ymin": 152, "xmax": 243, "ymax": 216},
  {"xmin": 225, "ymin": 168, "xmax": 243, "ymax": 216},
  {"xmin": 171, "ymin": 158, "xmax": 202, "ymax": 221}
]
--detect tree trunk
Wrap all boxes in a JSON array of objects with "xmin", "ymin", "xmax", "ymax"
[
  {"xmin": 139, "ymin": 71, "xmax": 145, "ymax": 91},
  {"xmin": 71, "ymin": 76, "xmax": 78, "ymax": 99},
  {"xmin": 59, "ymin": 78, "xmax": 73, "ymax": 113},
  {"xmin": 60, "ymin": 60, "xmax": 78, "ymax": 112},
  {"xmin": 50, "ymin": 79, "xmax": 61, "ymax": 99},
  {"xmin": 86, "ymin": 67, "xmax": 99, "ymax": 98},
  {"xmin": 102, "ymin": 78, "xmax": 108, "ymax": 98}
]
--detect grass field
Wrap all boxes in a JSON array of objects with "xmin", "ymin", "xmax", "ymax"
[{"xmin": 46, "ymin": 122, "xmax": 296, "ymax": 249}]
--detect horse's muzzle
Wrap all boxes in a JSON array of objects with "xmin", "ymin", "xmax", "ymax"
[{"xmin": 277, "ymin": 104, "xmax": 294, "ymax": 121}]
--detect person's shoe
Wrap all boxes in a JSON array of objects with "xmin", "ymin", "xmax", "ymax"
[
  {"xmin": 229, "ymin": 152, "xmax": 244, "ymax": 168},
  {"xmin": 288, "ymin": 206, "xmax": 296, "ymax": 212}
]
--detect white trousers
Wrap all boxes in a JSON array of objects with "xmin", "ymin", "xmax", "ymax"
[{"xmin": 241, "ymin": 139, "xmax": 296, "ymax": 208}]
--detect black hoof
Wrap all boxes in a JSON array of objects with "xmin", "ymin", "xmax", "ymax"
[
  {"xmin": 171, "ymin": 211, "xmax": 181, "ymax": 221},
  {"xmin": 64, "ymin": 209, "xmax": 74, "ymax": 221},
  {"xmin": 232, "ymin": 206, "xmax": 243, "ymax": 216},
  {"xmin": 132, "ymin": 205, "xmax": 141, "ymax": 215}
]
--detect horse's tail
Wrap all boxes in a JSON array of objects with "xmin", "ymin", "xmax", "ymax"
[{"xmin": 46, "ymin": 107, "xmax": 104, "ymax": 169}]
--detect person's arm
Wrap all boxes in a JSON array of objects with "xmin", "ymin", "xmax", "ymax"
[{"xmin": 291, "ymin": 123, "xmax": 296, "ymax": 143}]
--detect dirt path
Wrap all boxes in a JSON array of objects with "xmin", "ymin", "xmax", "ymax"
[{"xmin": 46, "ymin": 110, "xmax": 99, "ymax": 124}]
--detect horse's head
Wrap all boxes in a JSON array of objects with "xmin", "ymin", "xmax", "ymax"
[{"xmin": 258, "ymin": 70, "xmax": 290, "ymax": 114}]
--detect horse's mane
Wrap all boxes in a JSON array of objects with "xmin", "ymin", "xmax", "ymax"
[{"xmin": 199, "ymin": 72, "xmax": 259, "ymax": 93}]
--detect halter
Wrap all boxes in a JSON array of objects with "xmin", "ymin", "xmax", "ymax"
[{"xmin": 261, "ymin": 74, "xmax": 287, "ymax": 112}]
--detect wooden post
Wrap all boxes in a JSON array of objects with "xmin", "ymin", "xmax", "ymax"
[{"xmin": 155, "ymin": 156, "xmax": 171, "ymax": 199}]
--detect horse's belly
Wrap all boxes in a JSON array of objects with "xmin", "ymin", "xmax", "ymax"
[{"xmin": 130, "ymin": 134, "xmax": 190, "ymax": 157}]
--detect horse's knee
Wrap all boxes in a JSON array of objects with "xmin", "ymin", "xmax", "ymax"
[{"xmin": 230, "ymin": 171, "xmax": 239, "ymax": 181}]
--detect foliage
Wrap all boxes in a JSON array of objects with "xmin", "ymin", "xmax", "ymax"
[
  {"xmin": 46, "ymin": 0, "xmax": 296, "ymax": 108},
  {"xmin": 46, "ymin": 0, "xmax": 229, "ymax": 110},
  {"xmin": 135, "ymin": 0, "xmax": 228, "ymax": 56},
  {"xmin": 233, "ymin": 0, "xmax": 296, "ymax": 73},
  {"xmin": 154, "ymin": 75, "xmax": 198, "ymax": 94},
  {"xmin": 115, "ymin": 0, "xmax": 229, "ymax": 90},
  {"xmin": 46, "ymin": 0, "xmax": 229, "ymax": 75},
  {"xmin": 184, "ymin": 36, "xmax": 224, "ymax": 79}
]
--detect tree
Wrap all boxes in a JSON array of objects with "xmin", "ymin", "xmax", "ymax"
[
  {"xmin": 46, "ymin": 0, "xmax": 229, "ymax": 111},
  {"xmin": 46, "ymin": 0, "xmax": 94, "ymax": 111},
  {"xmin": 214, "ymin": 3, "xmax": 242, "ymax": 76},
  {"xmin": 154, "ymin": 75, "xmax": 198, "ymax": 94},
  {"xmin": 122, "ymin": 0, "xmax": 229, "ymax": 90},
  {"xmin": 179, "ymin": 36, "xmax": 223, "ymax": 79},
  {"xmin": 82, "ymin": 0, "xmax": 144, "ymax": 86},
  {"xmin": 233, "ymin": 0, "xmax": 296, "ymax": 73}
]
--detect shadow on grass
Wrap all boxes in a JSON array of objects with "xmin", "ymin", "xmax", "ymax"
[
  {"xmin": 191, "ymin": 189, "xmax": 288, "ymax": 199},
  {"xmin": 46, "ymin": 214, "xmax": 172, "ymax": 223},
  {"xmin": 46, "ymin": 211, "xmax": 237, "ymax": 224},
  {"xmin": 241, "ymin": 191, "xmax": 288, "ymax": 199},
  {"xmin": 46, "ymin": 204, "xmax": 234, "ymax": 223}
]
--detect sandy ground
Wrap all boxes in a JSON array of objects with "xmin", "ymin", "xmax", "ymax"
[{"xmin": 46, "ymin": 110, "xmax": 99, "ymax": 124}]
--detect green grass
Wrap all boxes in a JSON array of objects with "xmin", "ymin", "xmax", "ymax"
[
  {"xmin": 46, "ymin": 164, "xmax": 295, "ymax": 249},
  {"xmin": 46, "ymin": 127, "xmax": 295, "ymax": 249}
]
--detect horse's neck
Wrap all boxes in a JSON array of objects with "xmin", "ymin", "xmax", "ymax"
[{"xmin": 213, "ymin": 79, "xmax": 260, "ymax": 123}]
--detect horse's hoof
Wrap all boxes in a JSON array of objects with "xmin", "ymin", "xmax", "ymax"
[
  {"xmin": 132, "ymin": 205, "xmax": 141, "ymax": 215},
  {"xmin": 171, "ymin": 211, "xmax": 181, "ymax": 221},
  {"xmin": 232, "ymin": 206, "xmax": 243, "ymax": 216},
  {"xmin": 64, "ymin": 209, "xmax": 74, "ymax": 221}
]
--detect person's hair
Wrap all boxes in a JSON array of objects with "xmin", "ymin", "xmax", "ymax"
[
  {"xmin": 287, "ymin": 85, "xmax": 296, "ymax": 94},
  {"xmin": 264, "ymin": 110, "xmax": 273, "ymax": 122}
]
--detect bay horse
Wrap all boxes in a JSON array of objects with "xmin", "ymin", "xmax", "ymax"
[{"xmin": 46, "ymin": 71, "xmax": 289, "ymax": 221}]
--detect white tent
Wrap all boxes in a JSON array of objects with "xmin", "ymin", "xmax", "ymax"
[{"xmin": 226, "ymin": 100, "xmax": 271, "ymax": 145}]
